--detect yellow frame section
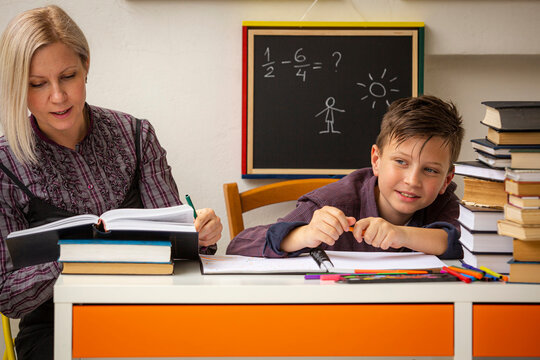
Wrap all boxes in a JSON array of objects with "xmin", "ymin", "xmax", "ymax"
[{"xmin": 243, "ymin": 21, "xmax": 424, "ymax": 28}]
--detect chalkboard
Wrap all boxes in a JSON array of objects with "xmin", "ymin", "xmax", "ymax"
[{"xmin": 242, "ymin": 24, "xmax": 424, "ymax": 178}]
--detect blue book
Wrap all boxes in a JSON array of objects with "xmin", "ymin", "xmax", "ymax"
[
  {"xmin": 471, "ymin": 138, "xmax": 540, "ymax": 156},
  {"xmin": 58, "ymin": 239, "xmax": 171, "ymax": 246}
]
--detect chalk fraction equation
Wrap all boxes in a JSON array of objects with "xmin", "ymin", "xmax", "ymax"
[
  {"xmin": 261, "ymin": 46, "xmax": 341, "ymax": 82},
  {"xmin": 244, "ymin": 27, "xmax": 422, "ymax": 176}
]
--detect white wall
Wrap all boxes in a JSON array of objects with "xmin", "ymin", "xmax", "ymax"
[{"xmin": 1, "ymin": 0, "xmax": 540, "ymax": 356}]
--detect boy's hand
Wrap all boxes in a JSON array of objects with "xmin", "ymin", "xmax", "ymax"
[
  {"xmin": 352, "ymin": 217, "xmax": 408, "ymax": 250},
  {"xmin": 280, "ymin": 206, "xmax": 356, "ymax": 252}
]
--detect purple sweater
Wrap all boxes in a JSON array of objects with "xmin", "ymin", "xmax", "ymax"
[
  {"xmin": 227, "ymin": 168, "xmax": 463, "ymax": 259},
  {"xmin": 0, "ymin": 105, "xmax": 182, "ymax": 318}
]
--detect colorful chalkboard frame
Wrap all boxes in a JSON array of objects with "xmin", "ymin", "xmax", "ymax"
[{"xmin": 242, "ymin": 21, "xmax": 424, "ymax": 179}]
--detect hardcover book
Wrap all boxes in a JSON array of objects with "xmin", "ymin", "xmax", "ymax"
[
  {"xmin": 480, "ymin": 101, "xmax": 540, "ymax": 131},
  {"xmin": 509, "ymin": 260, "xmax": 540, "ymax": 283},
  {"xmin": 475, "ymin": 150, "xmax": 511, "ymax": 169},
  {"xmin": 7, "ymin": 205, "xmax": 198, "ymax": 269},
  {"xmin": 470, "ymin": 138, "xmax": 540, "ymax": 156},
  {"xmin": 462, "ymin": 246, "xmax": 511, "ymax": 275},
  {"xmin": 459, "ymin": 224, "xmax": 513, "ymax": 253},
  {"xmin": 510, "ymin": 149, "xmax": 540, "ymax": 170},
  {"xmin": 505, "ymin": 168, "xmax": 540, "ymax": 182},
  {"xmin": 454, "ymin": 160, "xmax": 505, "ymax": 182},
  {"xmin": 462, "ymin": 177, "xmax": 506, "ymax": 209},
  {"xmin": 497, "ymin": 219, "xmax": 540, "ymax": 241},
  {"xmin": 61, "ymin": 261, "xmax": 174, "ymax": 275},
  {"xmin": 505, "ymin": 179, "xmax": 540, "ymax": 197},
  {"xmin": 513, "ymin": 239, "xmax": 540, "ymax": 262},
  {"xmin": 458, "ymin": 203, "xmax": 504, "ymax": 231},
  {"xmin": 508, "ymin": 195, "xmax": 540, "ymax": 209},
  {"xmin": 486, "ymin": 127, "xmax": 540, "ymax": 146},
  {"xmin": 504, "ymin": 203, "xmax": 540, "ymax": 225},
  {"xmin": 58, "ymin": 239, "xmax": 172, "ymax": 263}
]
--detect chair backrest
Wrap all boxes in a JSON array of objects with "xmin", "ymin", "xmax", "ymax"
[
  {"xmin": 1, "ymin": 314, "xmax": 15, "ymax": 360},
  {"xmin": 223, "ymin": 178, "xmax": 338, "ymax": 239}
]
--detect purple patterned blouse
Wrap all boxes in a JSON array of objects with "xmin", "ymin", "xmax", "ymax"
[{"xmin": 0, "ymin": 105, "xmax": 182, "ymax": 318}]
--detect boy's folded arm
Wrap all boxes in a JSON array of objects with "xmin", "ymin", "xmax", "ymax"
[
  {"xmin": 266, "ymin": 221, "xmax": 310, "ymax": 257},
  {"xmin": 400, "ymin": 226, "xmax": 449, "ymax": 256},
  {"xmin": 225, "ymin": 224, "xmax": 271, "ymax": 257},
  {"xmin": 423, "ymin": 221, "xmax": 463, "ymax": 259},
  {"xmin": 227, "ymin": 196, "xmax": 324, "ymax": 258}
]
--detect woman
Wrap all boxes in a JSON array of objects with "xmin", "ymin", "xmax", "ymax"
[{"xmin": 0, "ymin": 5, "xmax": 222, "ymax": 359}]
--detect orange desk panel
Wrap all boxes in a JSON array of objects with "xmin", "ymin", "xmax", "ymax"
[
  {"xmin": 73, "ymin": 304, "xmax": 453, "ymax": 358},
  {"xmin": 474, "ymin": 304, "xmax": 540, "ymax": 357}
]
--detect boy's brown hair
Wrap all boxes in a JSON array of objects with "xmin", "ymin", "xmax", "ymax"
[{"xmin": 375, "ymin": 95, "xmax": 464, "ymax": 169}]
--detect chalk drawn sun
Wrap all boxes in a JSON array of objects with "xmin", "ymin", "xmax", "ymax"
[{"xmin": 356, "ymin": 68, "xmax": 399, "ymax": 109}]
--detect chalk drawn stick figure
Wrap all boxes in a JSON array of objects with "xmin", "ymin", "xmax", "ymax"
[{"xmin": 316, "ymin": 97, "xmax": 345, "ymax": 134}]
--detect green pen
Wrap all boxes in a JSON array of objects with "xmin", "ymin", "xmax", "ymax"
[{"xmin": 185, "ymin": 194, "xmax": 197, "ymax": 219}]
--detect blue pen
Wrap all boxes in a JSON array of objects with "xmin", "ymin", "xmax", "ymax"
[
  {"xmin": 460, "ymin": 261, "xmax": 500, "ymax": 281},
  {"xmin": 460, "ymin": 260, "xmax": 484, "ymax": 273}
]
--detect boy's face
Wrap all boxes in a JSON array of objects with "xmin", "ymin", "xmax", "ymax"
[{"xmin": 371, "ymin": 136, "xmax": 454, "ymax": 225}]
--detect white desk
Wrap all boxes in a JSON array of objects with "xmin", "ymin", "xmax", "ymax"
[{"xmin": 54, "ymin": 260, "xmax": 540, "ymax": 359}]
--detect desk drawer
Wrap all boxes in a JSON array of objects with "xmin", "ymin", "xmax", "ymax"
[
  {"xmin": 474, "ymin": 304, "xmax": 540, "ymax": 357},
  {"xmin": 73, "ymin": 304, "xmax": 453, "ymax": 357}
]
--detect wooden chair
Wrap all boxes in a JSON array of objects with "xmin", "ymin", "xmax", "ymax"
[
  {"xmin": 223, "ymin": 178, "xmax": 338, "ymax": 239},
  {"xmin": 1, "ymin": 314, "xmax": 15, "ymax": 360}
]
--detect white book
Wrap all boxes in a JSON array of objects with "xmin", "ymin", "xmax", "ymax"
[
  {"xmin": 505, "ymin": 168, "xmax": 540, "ymax": 182},
  {"xmin": 458, "ymin": 203, "xmax": 504, "ymax": 232},
  {"xmin": 199, "ymin": 251, "xmax": 446, "ymax": 274},
  {"xmin": 459, "ymin": 225, "xmax": 513, "ymax": 253},
  {"xmin": 462, "ymin": 246, "xmax": 512, "ymax": 275},
  {"xmin": 58, "ymin": 240, "xmax": 172, "ymax": 263}
]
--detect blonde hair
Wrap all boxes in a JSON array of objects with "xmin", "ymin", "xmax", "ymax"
[{"xmin": 0, "ymin": 5, "xmax": 89, "ymax": 164}]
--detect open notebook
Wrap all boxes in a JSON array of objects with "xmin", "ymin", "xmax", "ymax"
[{"xmin": 199, "ymin": 250, "xmax": 446, "ymax": 275}]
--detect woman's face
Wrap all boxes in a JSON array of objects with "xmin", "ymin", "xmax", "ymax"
[{"xmin": 27, "ymin": 41, "xmax": 88, "ymax": 146}]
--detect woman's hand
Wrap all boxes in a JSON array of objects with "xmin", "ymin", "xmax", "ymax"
[{"xmin": 194, "ymin": 208, "xmax": 223, "ymax": 246}]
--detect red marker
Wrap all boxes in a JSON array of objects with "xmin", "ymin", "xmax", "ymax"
[{"xmin": 443, "ymin": 266, "xmax": 472, "ymax": 283}]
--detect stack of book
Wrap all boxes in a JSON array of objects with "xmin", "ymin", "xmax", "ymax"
[
  {"xmin": 6, "ymin": 205, "xmax": 199, "ymax": 275},
  {"xmin": 477, "ymin": 101, "xmax": 540, "ymax": 283},
  {"xmin": 457, "ymin": 202, "xmax": 512, "ymax": 274},
  {"xmin": 454, "ymin": 101, "xmax": 540, "ymax": 273},
  {"xmin": 498, "ymin": 169, "xmax": 540, "ymax": 283},
  {"xmin": 59, "ymin": 239, "xmax": 174, "ymax": 275}
]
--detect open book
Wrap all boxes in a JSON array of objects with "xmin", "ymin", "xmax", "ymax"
[
  {"xmin": 7, "ymin": 205, "xmax": 198, "ymax": 269},
  {"xmin": 199, "ymin": 250, "xmax": 446, "ymax": 275}
]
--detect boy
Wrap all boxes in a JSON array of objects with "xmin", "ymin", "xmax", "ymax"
[{"xmin": 227, "ymin": 95, "xmax": 464, "ymax": 259}]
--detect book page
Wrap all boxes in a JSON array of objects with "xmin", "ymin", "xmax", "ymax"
[
  {"xmin": 200, "ymin": 253, "xmax": 320, "ymax": 274},
  {"xmin": 326, "ymin": 251, "xmax": 445, "ymax": 271},
  {"xmin": 6, "ymin": 214, "xmax": 98, "ymax": 238},
  {"xmin": 101, "ymin": 205, "xmax": 194, "ymax": 225},
  {"xmin": 104, "ymin": 220, "xmax": 196, "ymax": 233}
]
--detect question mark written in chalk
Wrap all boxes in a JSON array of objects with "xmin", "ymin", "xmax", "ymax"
[{"xmin": 332, "ymin": 51, "xmax": 342, "ymax": 72}]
